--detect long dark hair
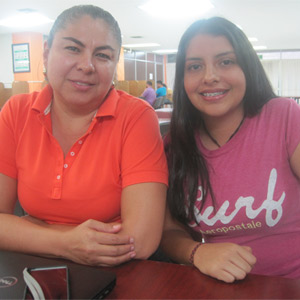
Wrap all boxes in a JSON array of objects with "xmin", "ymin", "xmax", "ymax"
[{"xmin": 165, "ymin": 17, "xmax": 276, "ymax": 225}]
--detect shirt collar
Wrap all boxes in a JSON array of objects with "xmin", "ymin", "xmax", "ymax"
[
  {"xmin": 31, "ymin": 84, "xmax": 53, "ymax": 115},
  {"xmin": 95, "ymin": 87, "xmax": 119, "ymax": 119},
  {"xmin": 31, "ymin": 85, "xmax": 119, "ymax": 118}
]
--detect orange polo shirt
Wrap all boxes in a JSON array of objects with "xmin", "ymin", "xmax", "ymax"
[{"xmin": 0, "ymin": 85, "xmax": 168, "ymax": 225}]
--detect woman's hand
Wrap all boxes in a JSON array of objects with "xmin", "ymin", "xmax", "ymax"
[
  {"xmin": 56, "ymin": 220, "xmax": 135, "ymax": 266},
  {"xmin": 194, "ymin": 242, "xmax": 256, "ymax": 283},
  {"xmin": 59, "ymin": 219, "xmax": 136, "ymax": 267},
  {"xmin": 22, "ymin": 216, "xmax": 135, "ymax": 266}
]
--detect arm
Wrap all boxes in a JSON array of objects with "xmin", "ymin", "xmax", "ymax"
[
  {"xmin": 0, "ymin": 173, "xmax": 70, "ymax": 255},
  {"xmin": 118, "ymin": 182, "xmax": 167, "ymax": 259},
  {"xmin": 0, "ymin": 173, "xmax": 134, "ymax": 266},
  {"xmin": 24, "ymin": 182, "xmax": 167, "ymax": 262},
  {"xmin": 290, "ymin": 142, "xmax": 300, "ymax": 179},
  {"xmin": 111, "ymin": 102, "xmax": 168, "ymax": 259},
  {"xmin": 141, "ymin": 88, "xmax": 147, "ymax": 97},
  {"xmin": 161, "ymin": 208, "xmax": 256, "ymax": 283}
]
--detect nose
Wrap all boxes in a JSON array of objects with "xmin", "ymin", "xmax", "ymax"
[
  {"xmin": 77, "ymin": 54, "xmax": 95, "ymax": 74},
  {"xmin": 203, "ymin": 64, "xmax": 219, "ymax": 84}
]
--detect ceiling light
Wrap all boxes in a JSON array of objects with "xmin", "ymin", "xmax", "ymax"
[
  {"xmin": 248, "ymin": 37, "xmax": 258, "ymax": 42},
  {"xmin": 253, "ymin": 45, "xmax": 267, "ymax": 50},
  {"xmin": 130, "ymin": 36, "xmax": 143, "ymax": 39},
  {"xmin": 139, "ymin": 0, "xmax": 214, "ymax": 19},
  {"xmin": 122, "ymin": 43, "xmax": 160, "ymax": 48},
  {"xmin": 153, "ymin": 49, "xmax": 178, "ymax": 54},
  {"xmin": 0, "ymin": 10, "xmax": 53, "ymax": 28}
]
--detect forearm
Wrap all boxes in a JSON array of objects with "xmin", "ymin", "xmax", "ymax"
[
  {"xmin": 119, "ymin": 217, "xmax": 163, "ymax": 260},
  {"xmin": 0, "ymin": 213, "xmax": 65, "ymax": 257},
  {"xmin": 162, "ymin": 227, "xmax": 257, "ymax": 283},
  {"xmin": 160, "ymin": 229, "xmax": 199, "ymax": 265}
]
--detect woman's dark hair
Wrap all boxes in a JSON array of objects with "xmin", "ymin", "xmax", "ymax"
[
  {"xmin": 165, "ymin": 17, "xmax": 276, "ymax": 225},
  {"xmin": 47, "ymin": 5, "xmax": 122, "ymax": 50}
]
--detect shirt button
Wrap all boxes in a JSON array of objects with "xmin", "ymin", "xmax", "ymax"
[
  {"xmin": 64, "ymin": 164, "xmax": 68, "ymax": 168},
  {"xmin": 78, "ymin": 140, "xmax": 83, "ymax": 144},
  {"xmin": 57, "ymin": 175, "xmax": 61, "ymax": 180},
  {"xmin": 70, "ymin": 151, "xmax": 75, "ymax": 156}
]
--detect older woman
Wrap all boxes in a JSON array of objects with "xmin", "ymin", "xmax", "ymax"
[{"xmin": 0, "ymin": 5, "xmax": 168, "ymax": 267}]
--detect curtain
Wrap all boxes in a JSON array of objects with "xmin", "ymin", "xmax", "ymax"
[{"xmin": 261, "ymin": 59, "xmax": 300, "ymax": 97}]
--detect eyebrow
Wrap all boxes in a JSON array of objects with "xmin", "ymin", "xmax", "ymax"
[
  {"xmin": 185, "ymin": 51, "xmax": 236, "ymax": 62},
  {"xmin": 62, "ymin": 37, "xmax": 116, "ymax": 53}
]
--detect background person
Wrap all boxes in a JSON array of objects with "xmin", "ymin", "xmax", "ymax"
[
  {"xmin": 141, "ymin": 80, "xmax": 156, "ymax": 106},
  {"xmin": 156, "ymin": 80, "xmax": 167, "ymax": 98},
  {"xmin": 0, "ymin": 5, "xmax": 168, "ymax": 267},
  {"xmin": 161, "ymin": 16, "xmax": 300, "ymax": 282}
]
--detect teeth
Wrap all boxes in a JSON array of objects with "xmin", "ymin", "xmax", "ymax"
[
  {"xmin": 75, "ymin": 81, "xmax": 89, "ymax": 86},
  {"xmin": 202, "ymin": 91, "xmax": 225, "ymax": 97}
]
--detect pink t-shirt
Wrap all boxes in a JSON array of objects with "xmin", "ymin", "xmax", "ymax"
[{"xmin": 191, "ymin": 98, "xmax": 300, "ymax": 278}]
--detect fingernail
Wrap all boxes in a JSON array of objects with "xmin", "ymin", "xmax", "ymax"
[
  {"xmin": 112, "ymin": 224, "xmax": 121, "ymax": 229},
  {"xmin": 130, "ymin": 251, "xmax": 136, "ymax": 258},
  {"xmin": 129, "ymin": 237, "xmax": 134, "ymax": 243},
  {"xmin": 130, "ymin": 245, "xmax": 135, "ymax": 251}
]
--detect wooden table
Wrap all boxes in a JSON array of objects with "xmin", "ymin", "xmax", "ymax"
[{"xmin": 107, "ymin": 260, "xmax": 300, "ymax": 299}]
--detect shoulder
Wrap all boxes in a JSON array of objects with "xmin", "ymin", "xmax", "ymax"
[
  {"xmin": 251, "ymin": 97, "xmax": 300, "ymax": 140},
  {"xmin": 1, "ymin": 91, "xmax": 38, "ymax": 121},
  {"xmin": 0, "ymin": 86, "xmax": 52, "ymax": 129},
  {"xmin": 2, "ymin": 85, "xmax": 52, "ymax": 114},
  {"xmin": 113, "ymin": 90, "xmax": 160, "ymax": 133},
  {"xmin": 262, "ymin": 97, "xmax": 300, "ymax": 118},
  {"xmin": 115, "ymin": 89, "xmax": 154, "ymax": 115},
  {"xmin": 266, "ymin": 97, "xmax": 298, "ymax": 108}
]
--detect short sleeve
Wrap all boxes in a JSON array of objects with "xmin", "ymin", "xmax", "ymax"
[
  {"xmin": 121, "ymin": 105, "xmax": 168, "ymax": 187},
  {"xmin": 0, "ymin": 99, "xmax": 18, "ymax": 178},
  {"xmin": 284, "ymin": 99, "xmax": 300, "ymax": 158}
]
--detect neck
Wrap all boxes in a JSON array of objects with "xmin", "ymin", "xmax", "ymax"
[
  {"xmin": 51, "ymin": 99, "xmax": 97, "ymax": 127},
  {"xmin": 201, "ymin": 112, "xmax": 245, "ymax": 149},
  {"xmin": 51, "ymin": 101, "xmax": 97, "ymax": 156}
]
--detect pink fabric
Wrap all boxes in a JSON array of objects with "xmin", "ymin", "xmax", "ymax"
[{"xmin": 191, "ymin": 98, "xmax": 300, "ymax": 278}]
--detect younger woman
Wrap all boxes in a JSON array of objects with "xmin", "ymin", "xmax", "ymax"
[{"xmin": 161, "ymin": 17, "xmax": 300, "ymax": 283}]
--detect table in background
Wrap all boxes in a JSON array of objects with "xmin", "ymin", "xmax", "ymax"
[
  {"xmin": 155, "ymin": 107, "xmax": 172, "ymax": 119},
  {"xmin": 107, "ymin": 260, "xmax": 300, "ymax": 299}
]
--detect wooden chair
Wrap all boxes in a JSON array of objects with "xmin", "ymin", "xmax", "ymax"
[{"xmin": 12, "ymin": 81, "xmax": 29, "ymax": 95}]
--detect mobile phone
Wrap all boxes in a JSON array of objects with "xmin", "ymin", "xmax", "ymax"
[{"xmin": 23, "ymin": 265, "xmax": 69, "ymax": 299}]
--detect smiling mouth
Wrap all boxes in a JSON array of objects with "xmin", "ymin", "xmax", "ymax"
[
  {"xmin": 201, "ymin": 91, "xmax": 227, "ymax": 97},
  {"xmin": 74, "ymin": 81, "xmax": 92, "ymax": 86}
]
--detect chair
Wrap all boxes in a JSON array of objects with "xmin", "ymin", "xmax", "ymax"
[
  {"xmin": 159, "ymin": 121, "xmax": 170, "ymax": 137},
  {"xmin": 12, "ymin": 81, "xmax": 29, "ymax": 95},
  {"xmin": 14, "ymin": 199, "xmax": 26, "ymax": 216},
  {"xmin": 153, "ymin": 96, "xmax": 165, "ymax": 109}
]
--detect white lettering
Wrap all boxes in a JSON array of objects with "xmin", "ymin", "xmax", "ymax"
[{"xmin": 190, "ymin": 168, "xmax": 285, "ymax": 228}]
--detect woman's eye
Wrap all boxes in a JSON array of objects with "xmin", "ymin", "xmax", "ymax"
[
  {"xmin": 187, "ymin": 64, "xmax": 202, "ymax": 71},
  {"xmin": 220, "ymin": 59, "xmax": 235, "ymax": 66},
  {"xmin": 96, "ymin": 53, "xmax": 111, "ymax": 60},
  {"xmin": 65, "ymin": 46, "xmax": 79, "ymax": 52}
]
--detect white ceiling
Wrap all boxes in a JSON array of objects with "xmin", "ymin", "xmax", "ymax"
[{"xmin": 0, "ymin": 0, "xmax": 299, "ymax": 52}]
